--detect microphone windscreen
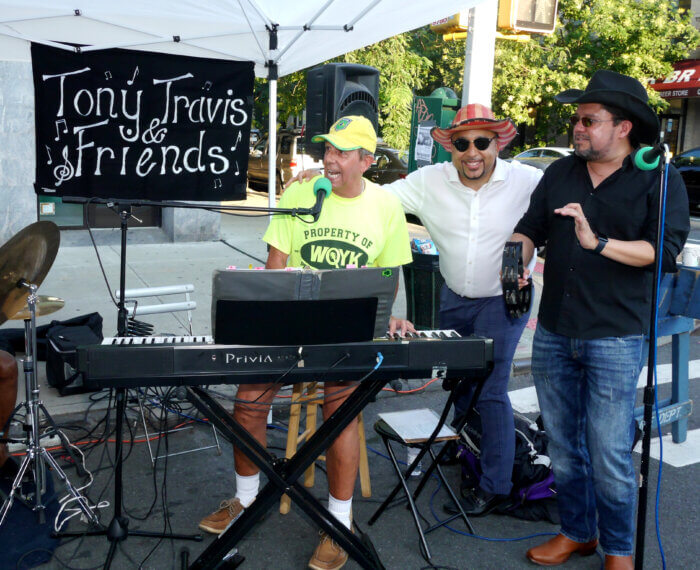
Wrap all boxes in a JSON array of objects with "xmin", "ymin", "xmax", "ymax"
[
  {"xmin": 313, "ymin": 177, "xmax": 332, "ymax": 197},
  {"xmin": 633, "ymin": 146, "xmax": 662, "ymax": 171}
]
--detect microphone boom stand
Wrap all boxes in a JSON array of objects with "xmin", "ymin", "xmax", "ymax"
[
  {"xmin": 55, "ymin": 195, "xmax": 319, "ymax": 567},
  {"xmin": 634, "ymin": 145, "xmax": 670, "ymax": 569},
  {"xmin": 55, "ymin": 204, "xmax": 203, "ymax": 568}
]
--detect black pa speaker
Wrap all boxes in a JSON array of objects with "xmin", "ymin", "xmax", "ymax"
[{"xmin": 305, "ymin": 63, "xmax": 380, "ymax": 160}]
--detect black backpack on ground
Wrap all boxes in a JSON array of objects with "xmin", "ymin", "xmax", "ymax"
[
  {"xmin": 456, "ymin": 409, "xmax": 559, "ymax": 523},
  {"xmin": 44, "ymin": 313, "xmax": 103, "ymax": 395}
]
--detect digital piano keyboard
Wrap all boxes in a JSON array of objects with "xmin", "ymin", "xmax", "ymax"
[{"xmin": 77, "ymin": 331, "xmax": 494, "ymax": 390}]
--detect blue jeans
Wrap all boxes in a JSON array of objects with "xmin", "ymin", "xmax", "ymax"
[
  {"xmin": 439, "ymin": 286, "xmax": 529, "ymax": 495},
  {"xmin": 531, "ymin": 325, "xmax": 643, "ymax": 556}
]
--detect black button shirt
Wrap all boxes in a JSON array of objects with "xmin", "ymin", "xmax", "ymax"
[{"xmin": 514, "ymin": 153, "xmax": 689, "ymax": 339}]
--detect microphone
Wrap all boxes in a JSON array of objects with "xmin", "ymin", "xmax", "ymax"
[
  {"xmin": 633, "ymin": 145, "xmax": 664, "ymax": 171},
  {"xmin": 311, "ymin": 177, "xmax": 332, "ymax": 222}
]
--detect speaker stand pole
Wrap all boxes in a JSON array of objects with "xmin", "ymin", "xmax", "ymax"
[{"xmin": 266, "ymin": 26, "xmax": 279, "ymax": 211}]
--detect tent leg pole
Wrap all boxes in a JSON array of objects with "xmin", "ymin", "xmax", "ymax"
[{"xmin": 268, "ymin": 78, "xmax": 277, "ymax": 210}]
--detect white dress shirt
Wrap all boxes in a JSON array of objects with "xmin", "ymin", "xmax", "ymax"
[{"xmin": 386, "ymin": 158, "xmax": 543, "ymax": 298}]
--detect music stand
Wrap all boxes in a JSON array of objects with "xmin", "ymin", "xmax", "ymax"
[{"xmin": 214, "ymin": 297, "xmax": 378, "ymax": 345}]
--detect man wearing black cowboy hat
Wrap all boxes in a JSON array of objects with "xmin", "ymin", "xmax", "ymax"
[{"xmin": 510, "ymin": 70, "xmax": 689, "ymax": 569}]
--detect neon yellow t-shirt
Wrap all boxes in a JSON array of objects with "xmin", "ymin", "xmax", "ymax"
[{"xmin": 263, "ymin": 177, "xmax": 412, "ymax": 270}]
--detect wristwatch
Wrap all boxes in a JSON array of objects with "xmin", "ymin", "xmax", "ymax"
[{"xmin": 593, "ymin": 235, "xmax": 608, "ymax": 255}]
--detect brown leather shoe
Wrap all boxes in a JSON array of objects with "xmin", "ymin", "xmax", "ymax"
[
  {"xmin": 198, "ymin": 497, "xmax": 245, "ymax": 534},
  {"xmin": 604, "ymin": 554, "xmax": 634, "ymax": 569},
  {"xmin": 526, "ymin": 534, "xmax": 598, "ymax": 566},
  {"xmin": 308, "ymin": 531, "xmax": 349, "ymax": 570}
]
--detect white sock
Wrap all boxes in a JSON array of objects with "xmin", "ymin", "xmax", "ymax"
[
  {"xmin": 234, "ymin": 472, "xmax": 260, "ymax": 508},
  {"xmin": 328, "ymin": 494, "xmax": 352, "ymax": 530}
]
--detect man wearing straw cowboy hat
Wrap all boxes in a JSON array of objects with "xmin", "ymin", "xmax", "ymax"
[
  {"xmin": 289, "ymin": 102, "xmax": 544, "ymax": 516},
  {"xmin": 389, "ymin": 104, "xmax": 543, "ymax": 516},
  {"xmin": 510, "ymin": 70, "xmax": 688, "ymax": 569}
]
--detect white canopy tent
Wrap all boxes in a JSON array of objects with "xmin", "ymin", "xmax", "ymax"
[{"xmin": 0, "ymin": 0, "xmax": 486, "ymax": 204}]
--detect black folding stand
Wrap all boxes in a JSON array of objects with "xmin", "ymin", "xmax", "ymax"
[
  {"xmin": 184, "ymin": 363, "xmax": 491, "ymax": 570},
  {"xmin": 368, "ymin": 376, "xmax": 487, "ymax": 555}
]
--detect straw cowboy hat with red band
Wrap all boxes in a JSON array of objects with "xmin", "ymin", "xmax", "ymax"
[{"xmin": 431, "ymin": 103, "xmax": 517, "ymax": 152}]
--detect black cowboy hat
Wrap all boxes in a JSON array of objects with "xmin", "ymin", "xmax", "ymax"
[{"xmin": 555, "ymin": 70, "xmax": 659, "ymax": 145}]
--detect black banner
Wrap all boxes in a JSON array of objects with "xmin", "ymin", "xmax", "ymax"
[{"xmin": 31, "ymin": 43, "xmax": 254, "ymax": 201}]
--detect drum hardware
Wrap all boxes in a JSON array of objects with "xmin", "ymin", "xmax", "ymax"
[
  {"xmin": 0, "ymin": 222, "xmax": 97, "ymax": 528},
  {"xmin": 10, "ymin": 295, "xmax": 65, "ymax": 320}
]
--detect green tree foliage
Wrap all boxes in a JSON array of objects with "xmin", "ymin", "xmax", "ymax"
[
  {"xmin": 343, "ymin": 34, "xmax": 432, "ymax": 149},
  {"xmin": 258, "ymin": 0, "xmax": 698, "ymax": 150},
  {"xmin": 256, "ymin": 34, "xmax": 431, "ymax": 150},
  {"xmin": 406, "ymin": 27, "xmax": 465, "ymax": 97},
  {"xmin": 491, "ymin": 0, "xmax": 699, "ymax": 145}
]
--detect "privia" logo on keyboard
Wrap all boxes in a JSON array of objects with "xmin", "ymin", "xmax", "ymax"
[{"xmin": 225, "ymin": 353, "xmax": 274, "ymax": 364}]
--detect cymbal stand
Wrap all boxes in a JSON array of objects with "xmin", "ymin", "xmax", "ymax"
[{"xmin": 0, "ymin": 280, "xmax": 98, "ymax": 527}]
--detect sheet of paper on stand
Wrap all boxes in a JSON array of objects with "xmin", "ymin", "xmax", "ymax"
[{"xmin": 378, "ymin": 408, "xmax": 457, "ymax": 443}]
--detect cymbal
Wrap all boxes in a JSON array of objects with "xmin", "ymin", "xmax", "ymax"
[
  {"xmin": 10, "ymin": 295, "xmax": 65, "ymax": 320},
  {"xmin": 0, "ymin": 221, "xmax": 60, "ymax": 325}
]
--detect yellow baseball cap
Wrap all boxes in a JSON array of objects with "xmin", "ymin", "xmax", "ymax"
[{"xmin": 311, "ymin": 115, "xmax": 377, "ymax": 154}]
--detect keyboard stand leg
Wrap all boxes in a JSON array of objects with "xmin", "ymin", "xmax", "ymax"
[{"xmin": 186, "ymin": 381, "xmax": 387, "ymax": 570}]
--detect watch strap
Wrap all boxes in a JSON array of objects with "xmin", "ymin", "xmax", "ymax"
[{"xmin": 593, "ymin": 236, "xmax": 608, "ymax": 254}]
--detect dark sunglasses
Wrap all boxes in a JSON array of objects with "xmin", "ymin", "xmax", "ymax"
[
  {"xmin": 451, "ymin": 136, "xmax": 496, "ymax": 152},
  {"xmin": 569, "ymin": 115, "xmax": 615, "ymax": 128}
]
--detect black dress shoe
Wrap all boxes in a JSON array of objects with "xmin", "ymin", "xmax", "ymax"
[{"xmin": 443, "ymin": 487, "xmax": 509, "ymax": 517}]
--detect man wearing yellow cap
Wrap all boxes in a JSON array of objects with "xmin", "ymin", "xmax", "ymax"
[
  {"xmin": 290, "ymin": 104, "xmax": 544, "ymax": 518},
  {"xmin": 198, "ymin": 116, "xmax": 413, "ymax": 570}
]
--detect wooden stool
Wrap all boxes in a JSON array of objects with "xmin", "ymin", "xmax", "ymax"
[{"xmin": 280, "ymin": 382, "xmax": 371, "ymax": 514}]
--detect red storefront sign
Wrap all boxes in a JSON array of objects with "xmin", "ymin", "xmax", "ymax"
[{"xmin": 649, "ymin": 60, "xmax": 700, "ymax": 99}]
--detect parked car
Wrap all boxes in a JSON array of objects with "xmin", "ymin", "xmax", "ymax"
[
  {"xmin": 672, "ymin": 147, "xmax": 700, "ymax": 215},
  {"xmin": 247, "ymin": 130, "xmax": 323, "ymax": 193},
  {"xmin": 511, "ymin": 146, "xmax": 574, "ymax": 172},
  {"xmin": 366, "ymin": 144, "xmax": 408, "ymax": 185},
  {"xmin": 249, "ymin": 128, "xmax": 261, "ymax": 150}
]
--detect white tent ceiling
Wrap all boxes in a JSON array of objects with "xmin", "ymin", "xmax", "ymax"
[
  {"xmin": 0, "ymin": 0, "xmax": 488, "ymax": 201},
  {"xmin": 0, "ymin": 1, "xmax": 485, "ymax": 77}
]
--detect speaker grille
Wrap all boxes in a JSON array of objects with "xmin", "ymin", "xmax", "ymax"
[{"xmin": 339, "ymin": 90, "xmax": 378, "ymax": 114}]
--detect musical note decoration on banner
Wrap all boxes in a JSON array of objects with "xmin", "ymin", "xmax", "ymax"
[
  {"xmin": 230, "ymin": 131, "xmax": 242, "ymax": 152},
  {"xmin": 54, "ymin": 119, "xmax": 68, "ymax": 141},
  {"xmin": 127, "ymin": 66, "xmax": 139, "ymax": 86}
]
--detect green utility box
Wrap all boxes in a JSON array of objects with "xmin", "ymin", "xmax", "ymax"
[
  {"xmin": 407, "ymin": 87, "xmax": 460, "ymax": 174},
  {"xmin": 402, "ymin": 252, "xmax": 444, "ymax": 330}
]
